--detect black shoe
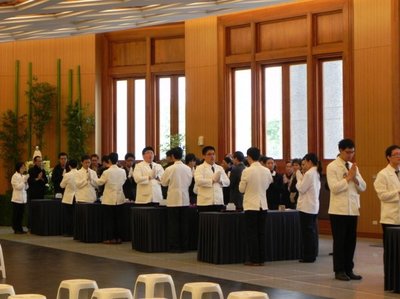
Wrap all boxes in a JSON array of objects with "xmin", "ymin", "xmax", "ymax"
[
  {"xmin": 346, "ymin": 271, "xmax": 362, "ymax": 280},
  {"xmin": 299, "ymin": 258, "xmax": 315, "ymax": 263},
  {"xmin": 244, "ymin": 262, "xmax": 261, "ymax": 266},
  {"xmin": 14, "ymin": 230, "xmax": 26, "ymax": 234},
  {"xmin": 335, "ymin": 272, "xmax": 350, "ymax": 281}
]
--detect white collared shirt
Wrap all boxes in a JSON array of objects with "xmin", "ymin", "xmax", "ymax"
[
  {"xmin": 161, "ymin": 161, "xmax": 192, "ymax": 207},
  {"xmin": 296, "ymin": 167, "xmax": 321, "ymax": 215},
  {"xmin": 374, "ymin": 164, "xmax": 400, "ymax": 224},
  {"xmin": 239, "ymin": 161, "xmax": 272, "ymax": 211}
]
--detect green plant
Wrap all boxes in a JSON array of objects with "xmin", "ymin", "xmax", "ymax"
[
  {"xmin": 0, "ymin": 110, "xmax": 28, "ymax": 180},
  {"xmin": 64, "ymin": 101, "xmax": 95, "ymax": 161},
  {"xmin": 160, "ymin": 133, "xmax": 186, "ymax": 155},
  {"xmin": 26, "ymin": 77, "xmax": 57, "ymax": 149}
]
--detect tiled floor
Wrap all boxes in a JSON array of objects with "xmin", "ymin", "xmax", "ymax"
[{"xmin": 0, "ymin": 227, "xmax": 398, "ymax": 299}]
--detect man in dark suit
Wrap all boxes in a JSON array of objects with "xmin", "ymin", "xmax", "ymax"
[
  {"xmin": 27, "ymin": 156, "xmax": 48, "ymax": 231},
  {"xmin": 51, "ymin": 152, "xmax": 68, "ymax": 197},
  {"xmin": 229, "ymin": 151, "xmax": 246, "ymax": 210},
  {"xmin": 122, "ymin": 152, "xmax": 136, "ymax": 201}
]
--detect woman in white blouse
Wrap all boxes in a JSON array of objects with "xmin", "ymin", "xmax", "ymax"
[
  {"xmin": 11, "ymin": 162, "xmax": 29, "ymax": 234},
  {"xmin": 296, "ymin": 153, "xmax": 321, "ymax": 263}
]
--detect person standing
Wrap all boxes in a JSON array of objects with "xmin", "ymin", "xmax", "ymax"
[
  {"xmin": 75, "ymin": 155, "xmax": 98, "ymax": 203},
  {"xmin": 11, "ymin": 162, "xmax": 29, "ymax": 234},
  {"xmin": 194, "ymin": 146, "xmax": 230, "ymax": 212},
  {"xmin": 373, "ymin": 145, "xmax": 400, "ymax": 241},
  {"xmin": 327, "ymin": 138, "xmax": 366, "ymax": 281},
  {"xmin": 229, "ymin": 151, "xmax": 246, "ymax": 211},
  {"xmin": 134, "ymin": 146, "xmax": 164, "ymax": 205},
  {"xmin": 161, "ymin": 147, "xmax": 193, "ymax": 252},
  {"xmin": 122, "ymin": 153, "xmax": 136, "ymax": 201},
  {"xmin": 51, "ymin": 152, "xmax": 68, "ymax": 197},
  {"xmin": 296, "ymin": 153, "xmax": 321, "ymax": 263},
  {"xmin": 27, "ymin": 156, "xmax": 48, "ymax": 231},
  {"xmin": 97, "ymin": 153, "xmax": 127, "ymax": 244},
  {"xmin": 59, "ymin": 159, "xmax": 78, "ymax": 236},
  {"xmin": 239, "ymin": 147, "xmax": 273, "ymax": 266}
]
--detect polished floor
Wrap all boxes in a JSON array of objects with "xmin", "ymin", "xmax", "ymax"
[{"xmin": 0, "ymin": 227, "xmax": 398, "ymax": 299}]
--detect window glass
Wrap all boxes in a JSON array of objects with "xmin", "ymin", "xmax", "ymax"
[
  {"xmin": 290, "ymin": 64, "xmax": 308, "ymax": 159},
  {"xmin": 134, "ymin": 79, "xmax": 146, "ymax": 159},
  {"xmin": 116, "ymin": 80, "xmax": 128, "ymax": 158},
  {"xmin": 178, "ymin": 76, "xmax": 186, "ymax": 150},
  {"xmin": 159, "ymin": 77, "xmax": 171, "ymax": 158},
  {"xmin": 265, "ymin": 66, "xmax": 283, "ymax": 159},
  {"xmin": 323, "ymin": 60, "xmax": 343, "ymax": 159},
  {"xmin": 234, "ymin": 69, "xmax": 252, "ymax": 153}
]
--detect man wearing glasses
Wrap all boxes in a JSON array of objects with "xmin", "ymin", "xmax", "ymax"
[
  {"xmin": 373, "ymin": 145, "xmax": 400, "ymax": 241},
  {"xmin": 327, "ymin": 138, "xmax": 366, "ymax": 281}
]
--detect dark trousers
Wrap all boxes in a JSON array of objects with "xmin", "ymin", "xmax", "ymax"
[
  {"xmin": 102, "ymin": 204, "xmax": 124, "ymax": 241},
  {"xmin": 167, "ymin": 206, "xmax": 189, "ymax": 252},
  {"xmin": 330, "ymin": 214, "xmax": 358, "ymax": 273},
  {"xmin": 197, "ymin": 205, "xmax": 224, "ymax": 213},
  {"xmin": 12, "ymin": 202, "xmax": 25, "ymax": 232},
  {"xmin": 299, "ymin": 211, "xmax": 319, "ymax": 261},
  {"xmin": 62, "ymin": 202, "xmax": 75, "ymax": 236},
  {"xmin": 244, "ymin": 209, "xmax": 267, "ymax": 264},
  {"xmin": 382, "ymin": 223, "xmax": 400, "ymax": 243}
]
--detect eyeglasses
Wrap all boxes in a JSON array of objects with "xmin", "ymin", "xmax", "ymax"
[{"xmin": 344, "ymin": 150, "xmax": 355, "ymax": 154}]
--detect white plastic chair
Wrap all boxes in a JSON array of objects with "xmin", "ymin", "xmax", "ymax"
[
  {"xmin": 0, "ymin": 244, "xmax": 6, "ymax": 278},
  {"xmin": 56, "ymin": 279, "xmax": 98, "ymax": 299},
  {"xmin": 91, "ymin": 288, "xmax": 132, "ymax": 299},
  {"xmin": 227, "ymin": 291, "xmax": 269, "ymax": 299},
  {"xmin": 133, "ymin": 274, "xmax": 176, "ymax": 299},
  {"xmin": 180, "ymin": 282, "xmax": 223, "ymax": 299},
  {"xmin": 8, "ymin": 294, "xmax": 46, "ymax": 299}
]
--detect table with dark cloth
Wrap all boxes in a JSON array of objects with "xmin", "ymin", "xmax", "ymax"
[
  {"xmin": 74, "ymin": 202, "xmax": 135, "ymax": 243},
  {"xmin": 197, "ymin": 210, "xmax": 302, "ymax": 264},
  {"xmin": 30, "ymin": 199, "xmax": 63, "ymax": 236},
  {"xmin": 131, "ymin": 205, "xmax": 198, "ymax": 252},
  {"xmin": 384, "ymin": 227, "xmax": 400, "ymax": 292}
]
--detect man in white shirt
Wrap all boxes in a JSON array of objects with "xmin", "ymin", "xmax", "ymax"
[
  {"xmin": 133, "ymin": 146, "xmax": 164, "ymax": 205},
  {"xmin": 97, "ymin": 152, "xmax": 127, "ymax": 244},
  {"xmin": 75, "ymin": 155, "xmax": 98, "ymax": 203},
  {"xmin": 239, "ymin": 147, "xmax": 273, "ymax": 266},
  {"xmin": 194, "ymin": 145, "xmax": 230, "ymax": 212},
  {"xmin": 60, "ymin": 159, "xmax": 78, "ymax": 236},
  {"xmin": 161, "ymin": 147, "xmax": 193, "ymax": 252},
  {"xmin": 373, "ymin": 145, "xmax": 400, "ymax": 241},
  {"xmin": 327, "ymin": 138, "xmax": 367, "ymax": 281}
]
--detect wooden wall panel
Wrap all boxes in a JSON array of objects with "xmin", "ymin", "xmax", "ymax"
[
  {"xmin": 257, "ymin": 17, "xmax": 308, "ymax": 52},
  {"xmin": 185, "ymin": 17, "xmax": 219, "ymax": 158},
  {"xmin": 315, "ymin": 11, "xmax": 344, "ymax": 45},
  {"xmin": 153, "ymin": 37, "xmax": 185, "ymax": 64},
  {"xmin": 354, "ymin": 0, "xmax": 391, "ymax": 49},
  {"xmin": 353, "ymin": 0, "xmax": 393, "ymax": 236},
  {"xmin": 227, "ymin": 25, "xmax": 252, "ymax": 55},
  {"xmin": 0, "ymin": 35, "xmax": 97, "ymax": 193},
  {"xmin": 110, "ymin": 40, "xmax": 146, "ymax": 67}
]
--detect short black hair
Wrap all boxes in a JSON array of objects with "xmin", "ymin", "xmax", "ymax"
[
  {"xmin": 142, "ymin": 146, "xmax": 154, "ymax": 155},
  {"xmin": 338, "ymin": 138, "xmax": 355, "ymax": 150},
  {"xmin": 170, "ymin": 147, "xmax": 183, "ymax": 160},
  {"xmin": 58, "ymin": 152, "xmax": 68, "ymax": 159},
  {"xmin": 185, "ymin": 153, "xmax": 196, "ymax": 164},
  {"xmin": 247, "ymin": 147, "xmax": 261, "ymax": 161},
  {"xmin": 109, "ymin": 152, "xmax": 119, "ymax": 164},
  {"xmin": 68, "ymin": 159, "xmax": 78, "ymax": 168},
  {"xmin": 125, "ymin": 153, "xmax": 135, "ymax": 160},
  {"xmin": 101, "ymin": 155, "xmax": 109, "ymax": 163},
  {"xmin": 166, "ymin": 150, "xmax": 172, "ymax": 157},
  {"xmin": 15, "ymin": 162, "xmax": 25, "ymax": 172},
  {"xmin": 385, "ymin": 145, "xmax": 400, "ymax": 161},
  {"xmin": 91, "ymin": 154, "xmax": 99, "ymax": 159},
  {"xmin": 291, "ymin": 158, "xmax": 302, "ymax": 166},
  {"xmin": 33, "ymin": 156, "xmax": 41, "ymax": 162},
  {"xmin": 81, "ymin": 154, "xmax": 90, "ymax": 162},
  {"xmin": 233, "ymin": 151, "xmax": 245, "ymax": 162},
  {"xmin": 202, "ymin": 146, "xmax": 215, "ymax": 156},
  {"xmin": 223, "ymin": 156, "xmax": 232, "ymax": 165}
]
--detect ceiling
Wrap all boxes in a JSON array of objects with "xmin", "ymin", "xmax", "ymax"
[{"xmin": 0, "ymin": 0, "xmax": 296, "ymax": 43}]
